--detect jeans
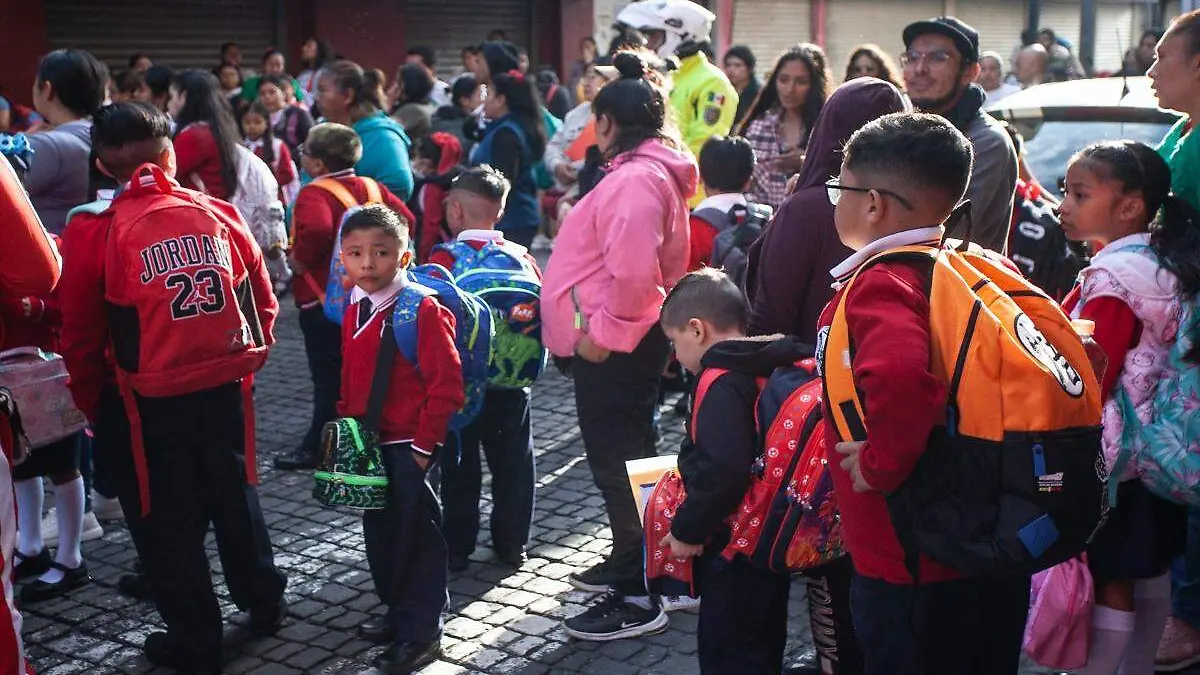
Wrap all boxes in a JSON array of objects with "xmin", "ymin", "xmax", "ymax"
[
  {"xmin": 573, "ymin": 326, "xmax": 671, "ymax": 596},
  {"xmin": 1173, "ymin": 507, "xmax": 1200, "ymax": 626},
  {"xmin": 298, "ymin": 305, "xmax": 343, "ymax": 456},
  {"xmin": 441, "ymin": 387, "xmax": 535, "ymax": 557}
]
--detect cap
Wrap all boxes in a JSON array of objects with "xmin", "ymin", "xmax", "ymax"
[
  {"xmin": 903, "ymin": 16, "xmax": 980, "ymax": 64},
  {"xmin": 590, "ymin": 56, "xmax": 619, "ymax": 81}
]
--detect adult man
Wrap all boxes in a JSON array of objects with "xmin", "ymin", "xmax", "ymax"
[
  {"xmin": 977, "ymin": 51, "xmax": 1021, "ymax": 106},
  {"xmin": 406, "ymin": 47, "xmax": 452, "ymax": 108},
  {"xmin": 902, "ymin": 16, "xmax": 1017, "ymax": 252},
  {"xmin": 1038, "ymin": 28, "xmax": 1085, "ymax": 81},
  {"xmin": 1148, "ymin": 10, "xmax": 1200, "ymax": 670},
  {"xmin": 1014, "ymin": 43, "xmax": 1050, "ymax": 88}
]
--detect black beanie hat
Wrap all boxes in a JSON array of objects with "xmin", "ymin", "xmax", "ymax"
[{"xmin": 482, "ymin": 40, "xmax": 521, "ymax": 78}]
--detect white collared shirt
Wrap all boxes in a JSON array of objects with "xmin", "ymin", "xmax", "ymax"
[
  {"xmin": 349, "ymin": 271, "xmax": 407, "ymax": 330},
  {"xmin": 693, "ymin": 192, "xmax": 748, "ymax": 214},
  {"xmin": 829, "ymin": 225, "xmax": 945, "ymax": 283},
  {"xmin": 455, "ymin": 228, "xmax": 505, "ymax": 244}
]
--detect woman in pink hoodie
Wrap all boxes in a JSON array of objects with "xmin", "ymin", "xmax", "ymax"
[{"xmin": 542, "ymin": 50, "xmax": 697, "ymax": 639}]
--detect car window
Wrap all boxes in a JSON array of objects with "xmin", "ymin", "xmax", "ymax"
[{"xmin": 1016, "ymin": 121, "xmax": 1173, "ymax": 196}]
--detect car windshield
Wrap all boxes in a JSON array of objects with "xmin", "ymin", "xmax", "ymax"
[{"xmin": 1008, "ymin": 120, "xmax": 1173, "ymax": 197}]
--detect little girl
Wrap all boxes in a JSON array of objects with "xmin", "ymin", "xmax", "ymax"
[
  {"xmin": 241, "ymin": 102, "xmax": 300, "ymax": 205},
  {"xmin": 1058, "ymin": 140, "xmax": 1200, "ymax": 674}
]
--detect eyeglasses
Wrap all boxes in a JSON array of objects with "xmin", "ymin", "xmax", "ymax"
[
  {"xmin": 825, "ymin": 177, "xmax": 915, "ymax": 211},
  {"xmin": 899, "ymin": 49, "xmax": 956, "ymax": 68}
]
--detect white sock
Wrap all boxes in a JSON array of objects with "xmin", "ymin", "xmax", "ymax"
[
  {"xmin": 14, "ymin": 477, "xmax": 43, "ymax": 557},
  {"xmin": 39, "ymin": 477, "xmax": 85, "ymax": 584},
  {"xmin": 1079, "ymin": 606, "xmax": 1136, "ymax": 675},
  {"xmin": 1119, "ymin": 573, "xmax": 1173, "ymax": 675}
]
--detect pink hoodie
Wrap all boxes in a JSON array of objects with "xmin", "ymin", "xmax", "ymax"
[{"xmin": 542, "ymin": 139, "xmax": 698, "ymax": 356}]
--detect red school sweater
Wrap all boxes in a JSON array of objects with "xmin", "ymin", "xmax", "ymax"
[
  {"xmin": 336, "ymin": 290, "xmax": 464, "ymax": 454},
  {"xmin": 817, "ymin": 258, "xmax": 961, "ymax": 585},
  {"xmin": 174, "ymin": 123, "xmax": 233, "ymax": 201},
  {"xmin": 290, "ymin": 170, "xmax": 414, "ymax": 307}
]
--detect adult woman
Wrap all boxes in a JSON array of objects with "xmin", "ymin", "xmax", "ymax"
[
  {"xmin": 743, "ymin": 77, "xmax": 907, "ymax": 675},
  {"xmin": 315, "ymin": 60, "xmax": 414, "ymax": 200},
  {"xmin": 258, "ymin": 74, "xmax": 313, "ymax": 167},
  {"xmin": 723, "ymin": 44, "xmax": 761, "ymax": 127},
  {"xmin": 25, "ymin": 50, "xmax": 107, "ymax": 235},
  {"xmin": 544, "ymin": 59, "xmax": 615, "ymax": 190},
  {"xmin": 843, "ymin": 44, "xmax": 904, "ymax": 90},
  {"xmin": 296, "ymin": 37, "xmax": 334, "ymax": 107},
  {"xmin": 468, "ymin": 69, "xmax": 546, "ymax": 248},
  {"xmin": 542, "ymin": 50, "xmax": 696, "ymax": 640},
  {"xmin": 388, "ymin": 63, "xmax": 437, "ymax": 142},
  {"xmin": 242, "ymin": 48, "xmax": 304, "ymax": 106},
  {"xmin": 169, "ymin": 69, "xmax": 242, "ymax": 201},
  {"xmin": 736, "ymin": 44, "xmax": 832, "ymax": 209}
]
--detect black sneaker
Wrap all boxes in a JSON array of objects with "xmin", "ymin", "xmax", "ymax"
[
  {"xmin": 562, "ymin": 591, "xmax": 668, "ymax": 641},
  {"xmin": 143, "ymin": 631, "xmax": 220, "ymax": 675},
  {"xmin": 247, "ymin": 597, "xmax": 287, "ymax": 636},
  {"xmin": 568, "ymin": 558, "xmax": 617, "ymax": 593},
  {"xmin": 117, "ymin": 572, "xmax": 154, "ymax": 600},
  {"xmin": 274, "ymin": 449, "xmax": 319, "ymax": 471}
]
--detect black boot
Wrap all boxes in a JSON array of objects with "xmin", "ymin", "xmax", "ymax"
[{"xmin": 274, "ymin": 449, "xmax": 319, "ymax": 471}]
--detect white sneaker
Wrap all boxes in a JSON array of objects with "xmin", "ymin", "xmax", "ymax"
[
  {"xmin": 41, "ymin": 510, "xmax": 103, "ymax": 547},
  {"xmin": 660, "ymin": 595, "xmax": 701, "ymax": 613},
  {"xmin": 91, "ymin": 492, "xmax": 125, "ymax": 522}
]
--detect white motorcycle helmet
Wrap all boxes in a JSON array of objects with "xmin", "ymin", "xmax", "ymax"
[{"xmin": 615, "ymin": 0, "xmax": 714, "ymax": 59}]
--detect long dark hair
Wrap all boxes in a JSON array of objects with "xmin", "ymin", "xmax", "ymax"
[
  {"xmin": 303, "ymin": 38, "xmax": 334, "ymax": 70},
  {"xmin": 396, "ymin": 63, "xmax": 434, "ymax": 106},
  {"xmin": 172, "ymin": 69, "xmax": 241, "ymax": 197},
  {"xmin": 590, "ymin": 50, "xmax": 682, "ymax": 159},
  {"xmin": 242, "ymin": 101, "xmax": 276, "ymax": 165},
  {"xmin": 319, "ymin": 60, "xmax": 385, "ymax": 122},
  {"xmin": 1072, "ymin": 141, "xmax": 1200, "ymax": 305},
  {"xmin": 843, "ymin": 44, "xmax": 904, "ymax": 89},
  {"xmin": 736, "ymin": 44, "xmax": 832, "ymax": 142},
  {"xmin": 36, "ymin": 49, "xmax": 109, "ymax": 117},
  {"xmin": 490, "ymin": 70, "xmax": 547, "ymax": 159}
]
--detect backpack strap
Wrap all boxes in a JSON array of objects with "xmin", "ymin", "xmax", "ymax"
[
  {"xmin": 311, "ymin": 177, "xmax": 358, "ymax": 209},
  {"xmin": 363, "ymin": 321, "xmax": 397, "ymax": 432},
  {"xmin": 690, "ymin": 367, "xmax": 729, "ymax": 442},
  {"xmin": 391, "ymin": 283, "xmax": 436, "ymax": 366},
  {"xmin": 692, "ymin": 207, "xmax": 732, "ymax": 232},
  {"xmin": 362, "ymin": 177, "xmax": 382, "ymax": 204},
  {"xmin": 126, "ymin": 163, "xmax": 176, "ymax": 197}
]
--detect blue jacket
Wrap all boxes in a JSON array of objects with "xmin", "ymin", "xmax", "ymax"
[
  {"xmin": 353, "ymin": 112, "xmax": 414, "ymax": 201},
  {"xmin": 471, "ymin": 115, "xmax": 539, "ymax": 232}
]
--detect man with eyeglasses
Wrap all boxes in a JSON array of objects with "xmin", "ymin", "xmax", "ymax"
[{"xmin": 900, "ymin": 16, "xmax": 1018, "ymax": 253}]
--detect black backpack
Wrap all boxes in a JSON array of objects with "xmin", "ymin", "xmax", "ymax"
[
  {"xmin": 693, "ymin": 201, "xmax": 773, "ymax": 287},
  {"xmin": 1006, "ymin": 182, "xmax": 1087, "ymax": 301}
]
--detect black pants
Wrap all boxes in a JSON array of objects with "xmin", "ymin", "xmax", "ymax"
[
  {"xmin": 441, "ymin": 387, "xmax": 535, "ymax": 558},
  {"xmin": 850, "ymin": 573, "xmax": 1030, "ymax": 675},
  {"xmin": 134, "ymin": 382, "xmax": 285, "ymax": 667},
  {"xmin": 94, "ymin": 385, "xmax": 150, "ymax": 561},
  {"xmin": 363, "ymin": 442, "xmax": 448, "ymax": 644},
  {"xmin": 573, "ymin": 326, "xmax": 670, "ymax": 595},
  {"xmin": 299, "ymin": 305, "xmax": 343, "ymax": 456},
  {"xmin": 805, "ymin": 556, "xmax": 865, "ymax": 675},
  {"xmin": 697, "ymin": 553, "xmax": 791, "ymax": 675}
]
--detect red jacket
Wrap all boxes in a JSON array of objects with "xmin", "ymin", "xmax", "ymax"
[
  {"xmin": 291, "ymin": 171, "xmax": 413, "ymax": 307},
  {"xmin": 818, "ymin": 257, "xmax": 960, "ymax": 585},
  {"xmin": 175, "ymin": 123, "xmax": 233, "ymax": 201},
  {"xmin": 337, "ymin": 290, "xmax": 464, "ymax": 453},
  {"xmin": 687, "ymin": 214, "xmax": 718, "ymax": 272}
]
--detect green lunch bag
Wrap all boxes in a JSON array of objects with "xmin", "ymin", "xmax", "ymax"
[{"xmin": 313, "ymin": 321, "xmax": 397, "ymax": 509}]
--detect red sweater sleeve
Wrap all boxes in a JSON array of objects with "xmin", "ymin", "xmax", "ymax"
[
  {"xmin": 0, "ymin": 158, "xmax": 60, "ymax": 297},
  {"xmin": 173, "ymin": 125, "xmax": 208, "ymax": 191},
  {"xmin": 846, "ymin": 264, "xmax": 948, "ymax": 493},
  {"xmin": 687, "ymin": 216, "xmax": 717, "ymax": 272},
  {"xmin": 1079, "ymin": 296, "xmax": 1141, "ymax": 401},
  {"xmin": 275, "ymin": 145, "xmax": 296, "ymax": 186},
  {"xmin": 412, "ymin": 297, "xmax": 464, "ymax": 453},
  {"xmin": 291, "ymin": 186, "xmax": 336, "ymax": 272},
  {"xmin": 58, "ymin": 214, "xmax": 111, "ymax": 422}
]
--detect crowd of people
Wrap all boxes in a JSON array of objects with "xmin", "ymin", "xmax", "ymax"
[{"xmin": 2, "ymin": 1, "xmax": 1200, "ymax": 675}]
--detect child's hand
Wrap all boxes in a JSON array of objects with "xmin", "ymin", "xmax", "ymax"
[
  {"xmin": 660, "ymin": 532, "xmax": 704, "ymax": 560},
  {"xmin": 411, "ymin": 451, "xmax": 430, "ymax": 471},
  {"xmin": 575, "ymin": 334, "xmax": 611, "ymax": 364},
  {"xmin": 836, "ymin": 441, "xmax": 875, "ymax": 493}
]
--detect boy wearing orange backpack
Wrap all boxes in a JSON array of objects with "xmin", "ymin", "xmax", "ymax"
[
  {"xmin": 59, "ymin": 102, "xmax": 285, "ymax": 674},
  {"xmin": 276, "ymin": 122, "xmax": 413, "ymax": 471}
]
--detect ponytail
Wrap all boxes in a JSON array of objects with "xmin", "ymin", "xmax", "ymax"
[
  {"xmin": 320, "ymin": 60, "xmax": 385, "ymax": 122},
  {"xmin": 591, "ymin": 49, "xmax": 683, "ymax": 159}
]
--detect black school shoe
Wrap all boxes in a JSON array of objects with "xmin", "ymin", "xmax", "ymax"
[
  {"xmin": 117, "ymin": 572, "xmax": 155, "ymax": 601},
  {"xmin": 143, "ymin": 631, "xmax": 220, "ymax": 675},
  {"xmin": 274, "ymin": 448, "xmax": 319, "ymax": 471},
  {"xmin": 493, "ymin": 546, "xmax": 527, "ymax": 569},
  {"xmin": 375, "ymin": 638, "xmax": 442, "ymax": 674},
  {"xmin": 568, "ymin": 558, "xmax": 618, "ymax": 593},
  {"xmin": 247, "ymin": 597, "xmax": 288, "ymax": 636},
  {"xmin": 19, "ymin": 562, "xmax": 90, "ymax": 603},
  {"xmin": 562, "ymin": 591, "xmax": 669, "ymax": 641},
  {"xmin": 12, "ymin": 549, "xmax": 51, "ymax": 582}
]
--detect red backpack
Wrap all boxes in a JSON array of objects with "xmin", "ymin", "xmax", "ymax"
[{"xmin": 104, "ymin": 164, "xmax": 274, "ymax": 512}]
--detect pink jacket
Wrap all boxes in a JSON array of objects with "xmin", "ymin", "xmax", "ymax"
[{"xmin": 542, "ymin": 140, "xmax": 698, "ymax": 356}]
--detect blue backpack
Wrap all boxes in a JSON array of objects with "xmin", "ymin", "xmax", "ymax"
[
  {"xmin": 317, "ymin": 178, "xmax": 383, "ymax": 325},
  {"xmin": 393, "ymin": 263, "xmax": 493, "ymax": 433},
  {"xmin": 439, "ymin": 240, "xmax": 547, "ymax": 388}
]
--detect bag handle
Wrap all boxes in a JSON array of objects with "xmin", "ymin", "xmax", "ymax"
[
  {"xmin": 0, "ymin": 347, "xmax": 48, "ymax": 363},
  {"xmin": 127, "ymin": 163, "xmax": 174, "ymax": 196},
  {"xmin": 363, "ymin": 321, "xmax": 397, "ymax": 432}
]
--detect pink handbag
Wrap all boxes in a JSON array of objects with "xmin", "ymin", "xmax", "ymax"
[
  {"xmin": 0, "ymin": 348, "xmax": 87, "ymax": 449},
  {"xmin": 1023, "ymin": 555, "xmax": 1093, "ymax": 670}
]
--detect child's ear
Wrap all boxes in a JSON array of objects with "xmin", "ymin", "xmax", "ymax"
[
  {"xmin": 687, "ymin": 317, "xmax": 706, "ymax": 340},
  {"xmin": 94, "ymin": 157, "xmax": 115, "ymax": 179},
  {"xmin": 400, "ymin": 249, "xmax": 414, "ymax": 269},
  {"xmin": 160, "ymin": 145, "xmax": 178, "ymax": 178}
]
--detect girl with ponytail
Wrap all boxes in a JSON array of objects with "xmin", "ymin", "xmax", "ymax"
[
  {"xmin": 1058, "ymin": 139, "xmax": 1199, "ymax": 675},
  {"xmin": 541, "ymin": 48, "xmax": 698, "ymax": 641},
  {"xmin": 314, "ymin": 60, "xmax": 414, "ymax": 199}
]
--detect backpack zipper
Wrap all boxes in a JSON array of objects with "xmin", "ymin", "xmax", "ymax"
[{"xmin": 314, "ymin": 471, "xmax": 389, "ymax": 487}]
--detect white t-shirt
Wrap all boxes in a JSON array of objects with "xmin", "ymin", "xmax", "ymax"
[{"xmin": 984, "ymin": 82, "xmax": 1023, "ymax": 107}]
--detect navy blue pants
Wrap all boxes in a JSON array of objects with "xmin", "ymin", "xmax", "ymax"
[
  {"xmin": 850, "ymin": 573, "xmax": 1029, "ymax": 675},
  {"xmin": 298, "ymin": 305, "xmax": 343, "ymax": 456},
  {"xmin": 363, "ymin": 442, "xmax": 448, "ymax": 644},
  {"xmin": 441, "ymin": 387, "xmax": 535, "ymax": 558},
  {"xmin": 697, "ymin": 553, "xmax": 791, "ymax": 675}
]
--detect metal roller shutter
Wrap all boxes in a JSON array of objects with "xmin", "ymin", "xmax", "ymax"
[
  {"xmin": 43, "ymin": 0, "xmax": 277, "ymax": 73},
  {"xmin": 405, "ymin": 0, "xmax": 532, "ymax": 81},
  {"xmin": 824, "ymin": 0, "xmax": 942, "ymax": 76},
  {"xmin": 1040, "ymin": 0, "xmax": 1084, "ymax": 54},
  {"xmin": 731, "ymin": 0, "xmax": 813, "ymax": 80},
  {"xmin": 1095, "ymin": 3, "xmax": 1138, "ymax": 73},
  {"xmin": 954, "ymin": 0, "xmax": 1028, "ymax": 67}
]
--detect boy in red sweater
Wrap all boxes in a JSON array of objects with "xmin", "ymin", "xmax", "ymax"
[
  {"xmin": 275, "ymin": 122, "xmax": 413, "ymax": 471},
  {"xmin": 429, "ymin": 166, "xmax": 540, "ymax": 572},
  {"xmin": 688, "ymin": 136, "xmax": 755, "ymax": 272},
  {"xmin": 337, "ymin": 204, "xmax": 463, "ymax": 674},
  {"xmin": 817, "ymin": 112, "xmax": 1029, "ymax": 674}
]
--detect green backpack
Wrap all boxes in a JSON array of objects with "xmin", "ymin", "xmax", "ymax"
[{"xmin": 313, "ymin": 322, "xmax": 396, "ymax": 509}]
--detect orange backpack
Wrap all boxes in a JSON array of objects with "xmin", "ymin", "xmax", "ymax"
[{"xmin": 821, "ymin": 244, "xmax": 1105, "ymax": 578}]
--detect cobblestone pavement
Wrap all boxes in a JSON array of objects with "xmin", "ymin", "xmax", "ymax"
[{"xmin": 20, "ymin": 302, "xmax": 1079, "ymax": 675}]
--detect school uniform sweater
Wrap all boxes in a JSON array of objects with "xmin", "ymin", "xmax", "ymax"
[
  {"xmin": 174, "ymin": 122, "xmax": 234, "ymax": 201},
  {"xmin": 290, "ymin": 170, "xmax": 414, "ymax": 307},
  {"xmin": 336, "ymin": 279, "xmax": 464, "ymax": 455}
]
